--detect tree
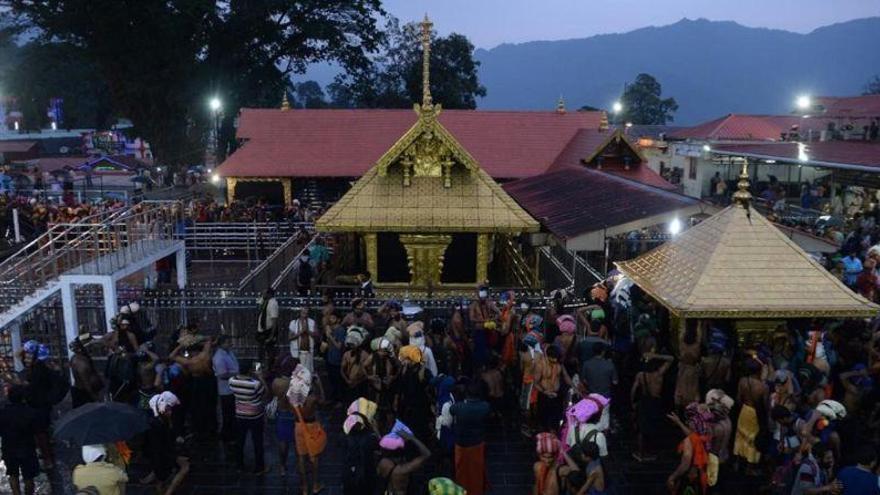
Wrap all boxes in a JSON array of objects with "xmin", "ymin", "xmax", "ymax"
[
  {"xmin": 292, "ymin": 81, "xmax": 328, "ymax": 109},
  {"xmin": 619, "ymin": 73, "xmax": 678, "ymax": 125},
  {"xmin": 865, "ymin": 76, "xmax": 880, "ymax": 95},
  {"xmin": 6, "ymin": 0, "xmax": 386, "ymax": 166},
  {"xmin": 328, "ymin": 18, "xmax": 486, "ymax": 109},
  {"xmin": 578, "ymin": 104, "xmax": 601, "ymax": 112},
  {"xmin": 3, "ymin": 40, "xmax": 115, "ymax": 130}
]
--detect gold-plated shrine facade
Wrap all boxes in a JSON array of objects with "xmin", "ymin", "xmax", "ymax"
[{"xmin": 315, "ymin": 16, "xmax": 539, "ymax": 290}]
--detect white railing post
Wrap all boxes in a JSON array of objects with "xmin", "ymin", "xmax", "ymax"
[
  {"xmin": 102, "ymin": 278, "xmax": 118, "ymax": 333},
  {"xmin": 12, "ymin": 208, "xmax": 21, "ymax": 243},
  {"xmin": 10, "ymin": 322, "xmax": 23, "ymax": 372},
  {"xmin": 61, "ymin": 280, "xmax": 79, "ymax": 359}
]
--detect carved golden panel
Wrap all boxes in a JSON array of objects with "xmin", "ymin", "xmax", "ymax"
[{"xmin": 399, "ymin": 234, "xmax": 452, "ymax": 288}]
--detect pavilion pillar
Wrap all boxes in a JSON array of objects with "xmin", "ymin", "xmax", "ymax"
[
  {"xmin": 282, "ymin": 178, "xmax": 293, "ymax": 206},
  {"xmin": 226, "ymin": 177, "xmax": 237, "ymax": 204},
  {"xmin": 670, "ymin": 313, "xmax": 686, "ymax": 354},
  {"xmin": 364, "ymin": 233, "xmax": 378, "ymax": 283},
  {"xmin": 476, "ymin": 234, "xmax": 491, "ymax": 285}
]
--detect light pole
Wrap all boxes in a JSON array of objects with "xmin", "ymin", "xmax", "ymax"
[
  {"xmin": 612, "ymin": 101, "xmax": 623, "ymax": 125},
  {"xmin": 796, "ymin": 95, "xmax": 811, "ymax": 112},
  {"xmin": 209, "ymin": 97, "xmax": 222, "ymax": 166}
]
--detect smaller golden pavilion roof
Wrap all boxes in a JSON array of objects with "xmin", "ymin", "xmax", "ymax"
[
  {"xmin": 317, "ymin": 15, "xmax": 538, "ymax": 235},
  {"xmin": 616, "ymin": 164, "xmax": 879, "ymax": 318}
]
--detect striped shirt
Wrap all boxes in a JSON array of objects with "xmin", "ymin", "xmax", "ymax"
[{"xmin": 228, "ymin": 376, "xmax": 266, "ymax": 419}]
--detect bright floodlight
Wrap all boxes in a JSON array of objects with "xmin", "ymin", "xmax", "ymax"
[
  {"xmin": 50, "ymin": 121, "xmax": 57, "ymax": 131},
  {"xmin": 612, "ymin": 101, "xmax": 623, "ymax": 114},
  {"xmin": 702, "ymin": 144, "xmax": 711, "ymax": 152},
  {"xmin": 209, "ymin": 97, "xmax": 222, "ymax": 112},
  {"xmin": 669, "ymin": 217, "xmax": 682, "ymax": 236},
  {"xmin": 211, "ymin": 173, "xmax": 220, "ymax": 184},
  {"xmin": 796, "ymin": 95, "xmax": 811, "ymax": 110}
]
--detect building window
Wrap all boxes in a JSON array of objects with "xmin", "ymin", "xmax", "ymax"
[{"xmin": 688, "ymin": 157, "xmax": 697, "ymax": 180}]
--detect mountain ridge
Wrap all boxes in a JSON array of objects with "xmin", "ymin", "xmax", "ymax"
[{"xmin": 473, "ymin": 17, "xmax": 880, "ymax": 124}]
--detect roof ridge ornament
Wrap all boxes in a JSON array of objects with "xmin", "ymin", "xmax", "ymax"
[
  {"xmin": 732, "ymin": 159, "xmax": 752, "ymax": 208},
  {"xmin": 556, "ymin": 95, "xmax": 566, "ymax": 114},
  {"xmin": 281, "ymin": 91, "xmax": 291, "ymax": 111}
]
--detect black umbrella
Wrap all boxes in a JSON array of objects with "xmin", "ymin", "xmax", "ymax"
[{"xmin": 54, "ymin": 402, "xmax": 149, "ymax": 445}]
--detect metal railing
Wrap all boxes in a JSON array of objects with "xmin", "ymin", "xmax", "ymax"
[
  {"xmin": 0, "ymin": 206, "xmax": 131, "ymax": 284},
  {"xmin": 270, "ymin": 237, "xmax": 318, "ymax": 291},
  {"xmin": 0, "ymin": 203, "xmax": 178, "ymax": 314},
  {"xmin": 237, "ymin": 232, "xmax": 314, "ymax": 292},
  {"xmin": 550, "ymin": 245, "xmax": 604, "ymax": 284},
  {"xmin": 179, "ymin": 221, "xmax": 313, "ymax": 264},
  {"xmin": 500, "ymin": 236, "xmax": 538, "ymax": 288}
]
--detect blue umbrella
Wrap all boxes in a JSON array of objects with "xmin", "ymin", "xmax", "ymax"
[{"xmin": 54, "ymin": 402, "xmax": 149, "ymax": 445}]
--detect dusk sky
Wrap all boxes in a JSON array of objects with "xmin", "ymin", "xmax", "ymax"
[{"xmin": 383, "ymin": 0, "xmax": 879, "ymax": 48}]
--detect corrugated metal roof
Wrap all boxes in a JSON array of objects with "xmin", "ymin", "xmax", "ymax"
[
  {"xmin": 713, "ymin": 141, "xmax": 880, "ymax": 169},
  {"xmin": 503, "ymin": 168, "xmax": 696, "ymax": 240}
]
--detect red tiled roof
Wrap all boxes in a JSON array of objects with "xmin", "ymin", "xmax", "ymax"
[
  {"xmin": 503, "ymin": 167, "xmax": 698, "ymax": 240},
  {"xmin": 218, "ymin": 109, "xmax": 604, "ymax": 179},
  {"xmin": 548, "ymin": 129, "xmax": 676, "ymax": 190},
  {"xmin": 671, "ymin": 114, "xmax": 841, "ymax": 142},
  {"xmin": 712, "ymin": 141, "xmax": 880, "ymax": 169},
  {"xmin": 814, "ymin": 95, "xmax": 880, "ymax": 118},
  {"xmin": 548, "ymin": 129, "xmax": 610, "ymax": 171},
  {"xmin": 672, "ymin": 114, "xmax": 802, "ymax": 141},
  {"xmin": 0, "ymin": 140, "xmax": 38, "ymax": 153}
]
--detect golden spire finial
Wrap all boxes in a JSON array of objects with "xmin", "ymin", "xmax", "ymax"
[
  {"xmin": 556, "ymin": 95, "xmax": 566, "ymax": 114},
  {"xmin": 598, "ymin": 111, "xmax": 610, "ymax": 131},
  {"xmin": 281, "ymin": 90, "xmax": 291, "ymax": 111},
  {"xmin": 420, "ymin": 14, "xmax": 434, "ymax": 110},
  {"xmin": 733, "ymin": 159, "xmax": 752, "ymax": 208}
]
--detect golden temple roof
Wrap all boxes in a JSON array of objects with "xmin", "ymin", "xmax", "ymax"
[
  {"xmin": 616, "ymin": 204, "xmax": 879, "ymax": 318},
  {"xmin": 316, "ymin": 163, "xmax": 538, "ymax": 233},
  {"xmin": 316, "ymin": 15, "xmax": 538, "ymax": 235}
]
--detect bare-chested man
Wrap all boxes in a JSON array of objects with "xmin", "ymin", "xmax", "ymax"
[
  {"xmin": 533, "ymin": 345, "xmax": 573, "ymax": 432},
  {"xmin": 367, "ymin": 338, "xmax": 398, "ymax": 429},
  {"xmin": 481, "ymin": 356, "xmax": 505, "ymax": 422},
  {"xmin": 69, "ymin": 334, "xmax": 103, "ymax": 408},
  {"xmin": 171, "ymin": 338, "xmax": 216, "ymax": 440},
  {"xmin": 341, "ymin": 330, "xmax": 369, "ymax": 404},
  {"xmin": 377, "ymin": 431, "xmax": 431, "ymax": 495},
  {"xmin": 631, "ymin": 351, "xmax": 674, "ymax": 462},
  {"xmin": 701, "ymin": 345, "xmax": 732, "ymax": 392},
  {"xmin": 734, "ymin": 356, "xmax": 768, "ymax": 472}
]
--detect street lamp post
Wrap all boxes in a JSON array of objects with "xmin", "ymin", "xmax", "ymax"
[
  {"xmin": 796, "ymin": 95, "xmax": 811, "ymax": 112},
  {"xmin": 209, "ymin": 97, "xmax": 222, "ymax": 166},
  {"xmin": 611, "ymin": 101, "xmax": 623, "ymax": 125}
]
